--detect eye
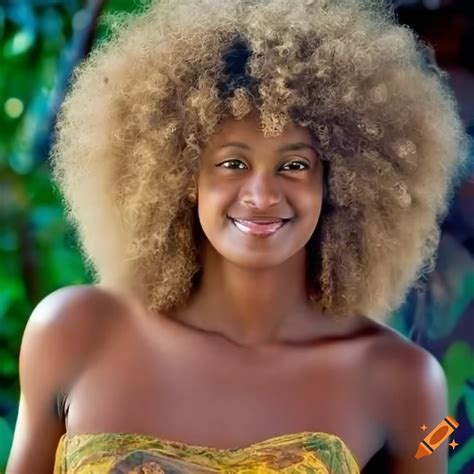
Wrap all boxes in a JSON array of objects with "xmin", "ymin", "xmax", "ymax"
[
  {"xmin": 280, "ymin": 160, "xmax": 310, "ymax": 172},
  {"xmin": 217, "ymin": 159, "xmax": 247, "ymax": 170}
]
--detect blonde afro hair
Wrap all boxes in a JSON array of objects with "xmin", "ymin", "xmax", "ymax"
[{"xmin": 50, "ymin": 0, "xmax": 470, "ymax": 320}]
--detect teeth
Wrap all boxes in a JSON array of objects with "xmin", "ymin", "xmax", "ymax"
[
  {"xmin": 235, "ymin": 219, "xmax": 282, "ymax": 225},
  {"xmin": 232, "ymin": 219, "xmax": 285, "ymax": 235}
]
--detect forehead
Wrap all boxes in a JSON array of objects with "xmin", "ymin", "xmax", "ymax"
[{"xmin": 205, "ymin": 111, "xmax": 314, "ymax": 150}]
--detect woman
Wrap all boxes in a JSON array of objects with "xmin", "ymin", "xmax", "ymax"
[{"xmin": 6, "ymin": 0, "xmax": 469, "ymax": 472}]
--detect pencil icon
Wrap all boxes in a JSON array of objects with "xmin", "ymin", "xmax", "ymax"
[{"xmin": 415, "ymin": 416, "xmax": 459, "ymax": 459}]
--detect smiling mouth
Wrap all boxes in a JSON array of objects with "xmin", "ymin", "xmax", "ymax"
[{"xmin": 227, "ymin": 216, "xmax": 292, "ymax": 237}]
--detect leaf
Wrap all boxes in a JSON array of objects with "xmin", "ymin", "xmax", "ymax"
[
  {"xmin": 465, "ymin": 384, "xmax": 474, "ymax": 428},
  {"xmin": 3, "ymin": 29, "xmax": 36, "ymax": 58},
  {"xmin": 0, "ymin": 278, "xmax": 24, "ymax": 320},
  {"xmin": 441, "ymin": 342, "xmax": 474, "ymax": 415},
  {"xmin": 448, "ymin": 436, "xmax": 474, "ymax": 474},
  {"xmin": 0, "ymin": 416, "xmax": 13, "ymax": 471}
]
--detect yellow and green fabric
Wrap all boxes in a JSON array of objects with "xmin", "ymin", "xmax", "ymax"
[{"xmin": 54, "ymin": 431, "xmax": 360, "ymax": 473}]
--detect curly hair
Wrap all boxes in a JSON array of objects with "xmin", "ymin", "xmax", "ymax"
[{"xmin": 50, "ymin": 0, "xmax": 470, "ymax": 320}]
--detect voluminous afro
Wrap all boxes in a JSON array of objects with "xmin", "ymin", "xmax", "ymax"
[{"xmin": 50, "ymin": 0, "xmax": 470, "ymax": 320}]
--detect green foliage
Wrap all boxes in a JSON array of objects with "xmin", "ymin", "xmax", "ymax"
[{"xmin": 441, "ymin": 343, "xmax": 474, "ymax": 473}]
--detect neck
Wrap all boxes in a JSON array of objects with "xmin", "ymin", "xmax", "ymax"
[{"xmin": 174, "ymin": 242, "xmax": 321, "ymax": 348}]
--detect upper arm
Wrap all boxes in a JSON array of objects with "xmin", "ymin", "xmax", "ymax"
[
  {"xmin": 376, "ymin": 337, "xmax": 449, "ymax": 474},
  {"xmin": 6, "ymin": 285, "xmax": 111, "ymax": 474}
]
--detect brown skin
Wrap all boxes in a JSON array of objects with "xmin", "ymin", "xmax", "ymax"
[{"xmin": 7, "ymin": 114, "xmax": 448, "ymax": 473}]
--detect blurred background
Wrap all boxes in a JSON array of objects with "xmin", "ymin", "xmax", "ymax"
[{"xmin": 0, "ymin": 0, "xmax": 472, "ymax": 472}]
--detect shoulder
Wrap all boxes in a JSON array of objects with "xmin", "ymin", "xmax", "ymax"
[
  {"xmin": 367, "ymin": 322, "xmax": 447, "ymax": 405},
  {"xmin": 21, "ymin": 284, "xmax": 129, "ymax": 387},
  {"xmin": 24, "ymin": 284, "xmax": 124, "ymax": 344},
  {"xmin": 365, "ymin": 321, "xmax": 448, "ymax": 471},
  {"xmin": 7, "ymin": 285, "xmax": 131, "ymax": 473}
]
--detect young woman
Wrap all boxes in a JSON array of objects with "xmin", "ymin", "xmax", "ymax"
[{"xmin": 7, "ymin": 0, "xmax": 468, "ymax": 472}]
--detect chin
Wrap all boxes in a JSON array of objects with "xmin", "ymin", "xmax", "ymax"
[
  {"xmin": 215, "ymin": 242, "xmax": 305, "ymax": 270},
  {"xmin": 226, "ymin": 253, "xmax": 289, "ymax": 269}
]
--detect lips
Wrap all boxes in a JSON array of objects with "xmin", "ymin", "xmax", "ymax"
[{"xmin": 228, "ymin": 216, "xmax": 291, "ymax": 237}]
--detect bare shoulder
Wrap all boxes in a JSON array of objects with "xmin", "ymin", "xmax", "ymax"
[
  {"xmin": 7, "ymin": 284, "xmax": 129, "ymax": 473},
  {"xmin": 25, "ymin": 284, "xmax": 126, "ymax": 347},
  {"xmin": 28, "ymin": 283, "xmax": 142, "ymax": 384},
  {"xmin": 363, "ymin": 319, "xmax": 449, "ymax": 473},
  {"xmin": 21, "ymin": 285, "xmax": 127, "ymax": 371},
  {"xmin": 366, "ymin": 320, "xmax": 447, "ymax": 391}
]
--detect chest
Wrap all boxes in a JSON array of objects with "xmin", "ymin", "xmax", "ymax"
[{"xmin": 65, "ymin": 318, "xmax": 385, "ymax": 469}]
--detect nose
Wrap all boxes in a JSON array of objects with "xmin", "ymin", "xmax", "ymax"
[{"xmin": 240, "ymin": 171, "xmax": 282, "ymax": 210}]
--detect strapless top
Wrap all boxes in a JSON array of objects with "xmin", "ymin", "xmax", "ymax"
[{"xmin": 54, "ymin": 431, "xmax": 360, "ymax": 473}]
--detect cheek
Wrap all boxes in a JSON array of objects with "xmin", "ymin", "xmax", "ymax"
[
  {"xmin": 198, "ymin": 175, "xmax": 237, "ymax": 209},
  {"xmin": 292, "ymin": 184, "xmax": 323, "ymax": 213},
  {"xmin": 197, "ymin": 183, "xmax": 232, "ymax": 229}
]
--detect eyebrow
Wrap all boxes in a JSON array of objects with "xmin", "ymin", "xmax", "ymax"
[{"xmin": 217, "ymin": 141, "xmax": 318, "ymax": 154}]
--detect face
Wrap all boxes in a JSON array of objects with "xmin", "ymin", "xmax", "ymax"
[{"xmin": 197, "ymin": 110, "xmax": 324, "ymax": 269}]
